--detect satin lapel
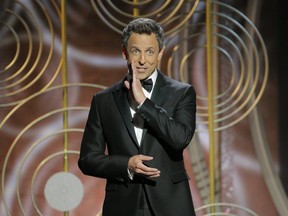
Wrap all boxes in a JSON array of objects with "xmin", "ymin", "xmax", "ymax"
[
  {"xmin": 112, "ymin": 86, "xmax": 139, "ymax": 148},
  {"xmin": 141, "ymin": 72, "xmax": 168, "ymax": 141},
  {"xmin": 150, "ymin": 72, "xmax": 168, "ymax": 108}
]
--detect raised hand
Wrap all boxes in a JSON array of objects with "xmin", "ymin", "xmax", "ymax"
[{"xmin": 124, "ymin": 61, "xmax": 147, "ymax": 105}]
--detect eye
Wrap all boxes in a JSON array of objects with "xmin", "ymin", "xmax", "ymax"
[
  {"xmin": 146, "ymin": 50, "xmax": 154, "ymax": 56},
  {"xmin": 131, "ymin": 48, "xmax": 139, "ymax": 55}
]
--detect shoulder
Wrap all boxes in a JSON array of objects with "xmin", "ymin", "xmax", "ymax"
[
  {"xmin": 157, "ymin": 71, "xmax": 195, "ymax": 92},
  {"xmin": 94, "ymin": 79, "xmax": 125, "ymax": 97}
]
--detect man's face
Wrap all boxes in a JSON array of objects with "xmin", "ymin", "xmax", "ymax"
[{"xmin": 123, "ymin": 33, "xmax": 164, "ymax": 80}]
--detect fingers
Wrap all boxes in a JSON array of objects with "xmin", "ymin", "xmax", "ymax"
[
  {"xmin": 124, "ymin": 80, "xmax": 130, "ymax": 90},
  {"xmin": 126, "ymin": 61, "xmax": 140, "ymax": 90},
  {"xmin": 135, "ymin": 162, "xmax": 160, "ymax": 176},
  {"xmin": 138, "ymin": 154, "xmax": 153, "ymax": 161},
  {"xmin": 128, "ymin": 155, "xmax": 161, "ymax": 178},
  {"xmin": 131, "ymin": 61, "xmax": 141, "ymax": 85},
  {"xmin": 127, "ymin": 61, "xmax": 146, "ymax": 105},
  {"xmin": 131, "ymin": 61, "xmax": 138, "ymax": 80}
]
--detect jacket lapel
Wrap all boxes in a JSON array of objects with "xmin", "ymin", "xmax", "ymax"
[
  {"xmin": 151, "ymin": 71, "xmax": 169, "ymax": 107},
  {"xmin": 112, "ymin": 81, "xmax": 139, "ymax": 148},
  {"xmin": 112, "ymin": 72, "xmax": 169, "ymax": 149},
  {"xmin": 140, "ymin": 72, "xmax": 169, "ymax": 143}
]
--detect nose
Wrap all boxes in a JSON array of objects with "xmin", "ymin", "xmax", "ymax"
[{"xmin": 138, "ymin": 53, "xmax": 146, "ymax": 65}]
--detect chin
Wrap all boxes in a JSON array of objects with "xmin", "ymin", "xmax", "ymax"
[{"xmin": 137, "ymin": 73, "xmax": 148, "ymax": 78}]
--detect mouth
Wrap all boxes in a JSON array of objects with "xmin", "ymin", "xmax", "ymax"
[{"xmin": 136, "ymin": 67, "xmax": 148, "ymax": 73}]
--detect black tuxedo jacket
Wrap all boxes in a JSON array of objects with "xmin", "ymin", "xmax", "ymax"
[{"xmin": 78, "ymin": 71, "xmax": 196, "ymax": 216}]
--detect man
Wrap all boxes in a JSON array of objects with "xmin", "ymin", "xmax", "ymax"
[{"xmin": 78, "ymin": 18, "xmax": 197, "ymax": 216}]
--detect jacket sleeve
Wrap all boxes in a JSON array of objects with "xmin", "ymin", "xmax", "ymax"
[
  {"xmin": 78, "ymin": 95, "xmax": 130, "ymax": 182},
  {"xmin": 136, "ymin": 85, "xmax": 196, "ymax": 151}
]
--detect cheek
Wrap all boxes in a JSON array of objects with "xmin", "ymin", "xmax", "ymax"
[
  {"xmin": 128, "ymin": 55, "xmax": 138, "ymax": 62},
  {"xmin": 146, "ymin": 56, "xmax": 158, "ymax": 64}
]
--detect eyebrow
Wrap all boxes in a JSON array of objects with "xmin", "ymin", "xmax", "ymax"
[{"xmin": 130, "ymin": 46, "xmax": 156, "ymax": 51}]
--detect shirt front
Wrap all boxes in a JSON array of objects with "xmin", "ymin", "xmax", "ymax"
[{"xmin": 129, "ymin": 70, "xmax": 158, "ymax": 145}]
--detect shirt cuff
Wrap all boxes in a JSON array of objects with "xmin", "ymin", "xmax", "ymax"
[
  {"xmin": 127, "ymin": 168, "xmax": 134, "ymax": 180},
  {"xmin": 136, "ymin": 98, "xmax": 148, "ymax": 111}
]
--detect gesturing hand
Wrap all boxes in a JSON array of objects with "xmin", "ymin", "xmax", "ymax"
[
  {"xmin": 128, "ymin": 154, "xmax": 160, "ymax": 178},
  {"xmin": 124, "ymin": 61, "xmax": 147, "ymax": 105}
]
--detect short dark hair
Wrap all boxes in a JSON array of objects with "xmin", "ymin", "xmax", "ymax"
[{"xmin": 122, "ymin": 18, "xmax": 164, "ymax": 49}]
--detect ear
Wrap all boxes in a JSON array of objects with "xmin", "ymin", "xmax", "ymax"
[
  {"xmin": 121, "ymin": 46, "xmax": 127, "ymax": 60},
  {"xmin": 157, "ymin": 47, "xmax": 165, "ymax": 61}
]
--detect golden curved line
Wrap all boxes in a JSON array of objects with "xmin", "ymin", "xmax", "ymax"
[
  {"xmin": 166, "ymin": 31, "xmax": 204, "ymax": 78},
  {"xmin": 1, "ymin": 83, "xmax": 106, "ymax": 213},
  {"xmin": 196, "ymin": 40, "xmax": 244, "ymax": 105},
  {"xmin": 196, "ymin": 41, "xmax": 245, "ymax": 113},
  {"xmin": 251, "ymin": 109, "xmax": 288, "ymax": 214},
  {"xmin": 16, "ymin": 129, "xmax": 82, "ymax": 215},
  {"xmin": 195, "ymin": 22, "xmax": 249, "ymax": 103},
  {"xmin": 205, "ymin": 1, "xmax": 268, "ymax": 131},
  {"xmin": 205, "ymin": 0, "xmax": 215, "ymax": 205},
  {"xmin": 0, "ymin": 59, "xmax": 62, "ymax": 108},
  {"xmin": 133, "ymin": 0, "xmax": 139, "ymax": 16},
  {"xmin": 30, "ymin": 150, "xmax": 80, "ymax": 215},
  {"xmin": 0, "ymin": 0, "xmax": 62, "ymax": 107},
  {"xmin": 158, "ymin": 0, "xmax": 186, "ymax": 23},
  {"xmin": 195, "ymin": 202, "xmax": 258, "ymax": 215},
  {"xmin": 122, "ymin": 0, "xmax": 152, "ymax": 5},
  {"xmin": 1, "ymin": 107, "xmax": 87, "ymax": 214},
  {"xmin": 172, "ymin": 29, "xmax": 241, "ymax": 106},
  {"xmin": 241, "ymin": 1, "xmax": 288, "ymax": 214},
  {"xmin": 61, "ymin": 0, "xmax": 69, "ymax": 177},
  {"xmin": 0, "ymin": 21, "xmax": 20, "ymax": 73},
  {"xmin": 210, "ymin": 22, "xmax": 248, "ymax": 101},
  {"xmin": 92, "ymin": 0, "xmax": 170, "ymax": 29},
  {"xmin": 1, "ymin": 1, "xmax": 45, "ymax": 86},
  {"xmin": 0, "ymin": 83, "xmax": 106, "ymax": 129},
  {"xmin": 90, "ymin": 0, "xmax": 124, "ymax": 34},
  {"xmin": 52, "ymin": 0, "xmax": 61, "ymax": 15},
  {"xmin": 188, "ymin": 137, "xmax": 210, "ymax": 204},
  {"xmin": 106, "ymin": 0, "xmax": 171, "ymax": 18},
  {"xmin": 0, "ymin": 1, "xmax": 50, "ymax": 96},
  {"xmin": 90, "ymin": 0, "xmax": 199, "ymax": 36},
  {"xmin": 166, "ymin": 22, "xmax": 248, "ymax": 117},
  {"xmin": 16, "ymin": 129, "xmax": 83, "ymax": 215},
  {"xmin": 0, "ymin": 8, "xmax": 33, "ymax": 87},
  {"xmin": 180, "ymin": 44, "xmax": 237, "ymax": 104},
  {"xmin": 206, "ymin": 13, "xmax": 255, "ymax": 116},
  {"xmin": 163, "ymin": 0, "xmax": 199, "ymax": 36},
  {"xmin": 166, "ymin": 4, "xmax": 268, "ymax": 131},
  {"xmin": 167, "ymin": 38, "xmax": 239, "ymax": 109},
  {"xmin": 210, "ymin": 17, "xmax": 266, "ymax": 130},
  {"xmin": 197, "ymin": 59, "xmax": 261, "ymax": 128}
]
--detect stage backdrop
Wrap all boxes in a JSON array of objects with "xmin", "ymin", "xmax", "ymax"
[{"xmin": 0, "ymin": 0, "xmax": 287, "ymax": 216}]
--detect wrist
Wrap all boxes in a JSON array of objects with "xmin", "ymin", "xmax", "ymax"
[
  {"xmin": 136, "ymin": 95, "xmax": 147, "ymax": 105},
  {"xmin": 136, "ymin": 98, "xmax": 148, "ymax": 110}
]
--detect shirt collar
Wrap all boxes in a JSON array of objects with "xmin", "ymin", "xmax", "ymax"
[
  {"xmin": 147, "ymin": 69, "xmax": 158, "ymax": 84},
  {"xmin": 125, "ymin": 69, "xmax": 158, "ymax": 93},
  {"xmin": 143, "ymin": 69, "xmax": 158, "ymax": 93}
]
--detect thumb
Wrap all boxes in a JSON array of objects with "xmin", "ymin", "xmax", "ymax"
[
  {"xmin": 124, "ymin": 80, "xmax": 130, "ymax": 90},
  {"xmin": 140, "ymin": 155, "xmax": 153, "ymax": 161}
]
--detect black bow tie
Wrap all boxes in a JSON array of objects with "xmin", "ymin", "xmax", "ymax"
[{"xmin": 141, "ymin": 78, "xmax": 153, "ymax": 92}]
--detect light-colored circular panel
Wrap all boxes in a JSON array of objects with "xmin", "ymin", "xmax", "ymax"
[{"xmin": 44, "ymin": 171, "xmax": 84, "ymax": 212}]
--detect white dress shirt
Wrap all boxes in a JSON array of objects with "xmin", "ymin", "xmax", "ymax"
[
  {"xmin": 127, "ymin": 70, "xmax": 158, "ymax": 180},
  {"xmin": 129, "ymin": 70, "xmax": 158, "ymax": 145}
]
